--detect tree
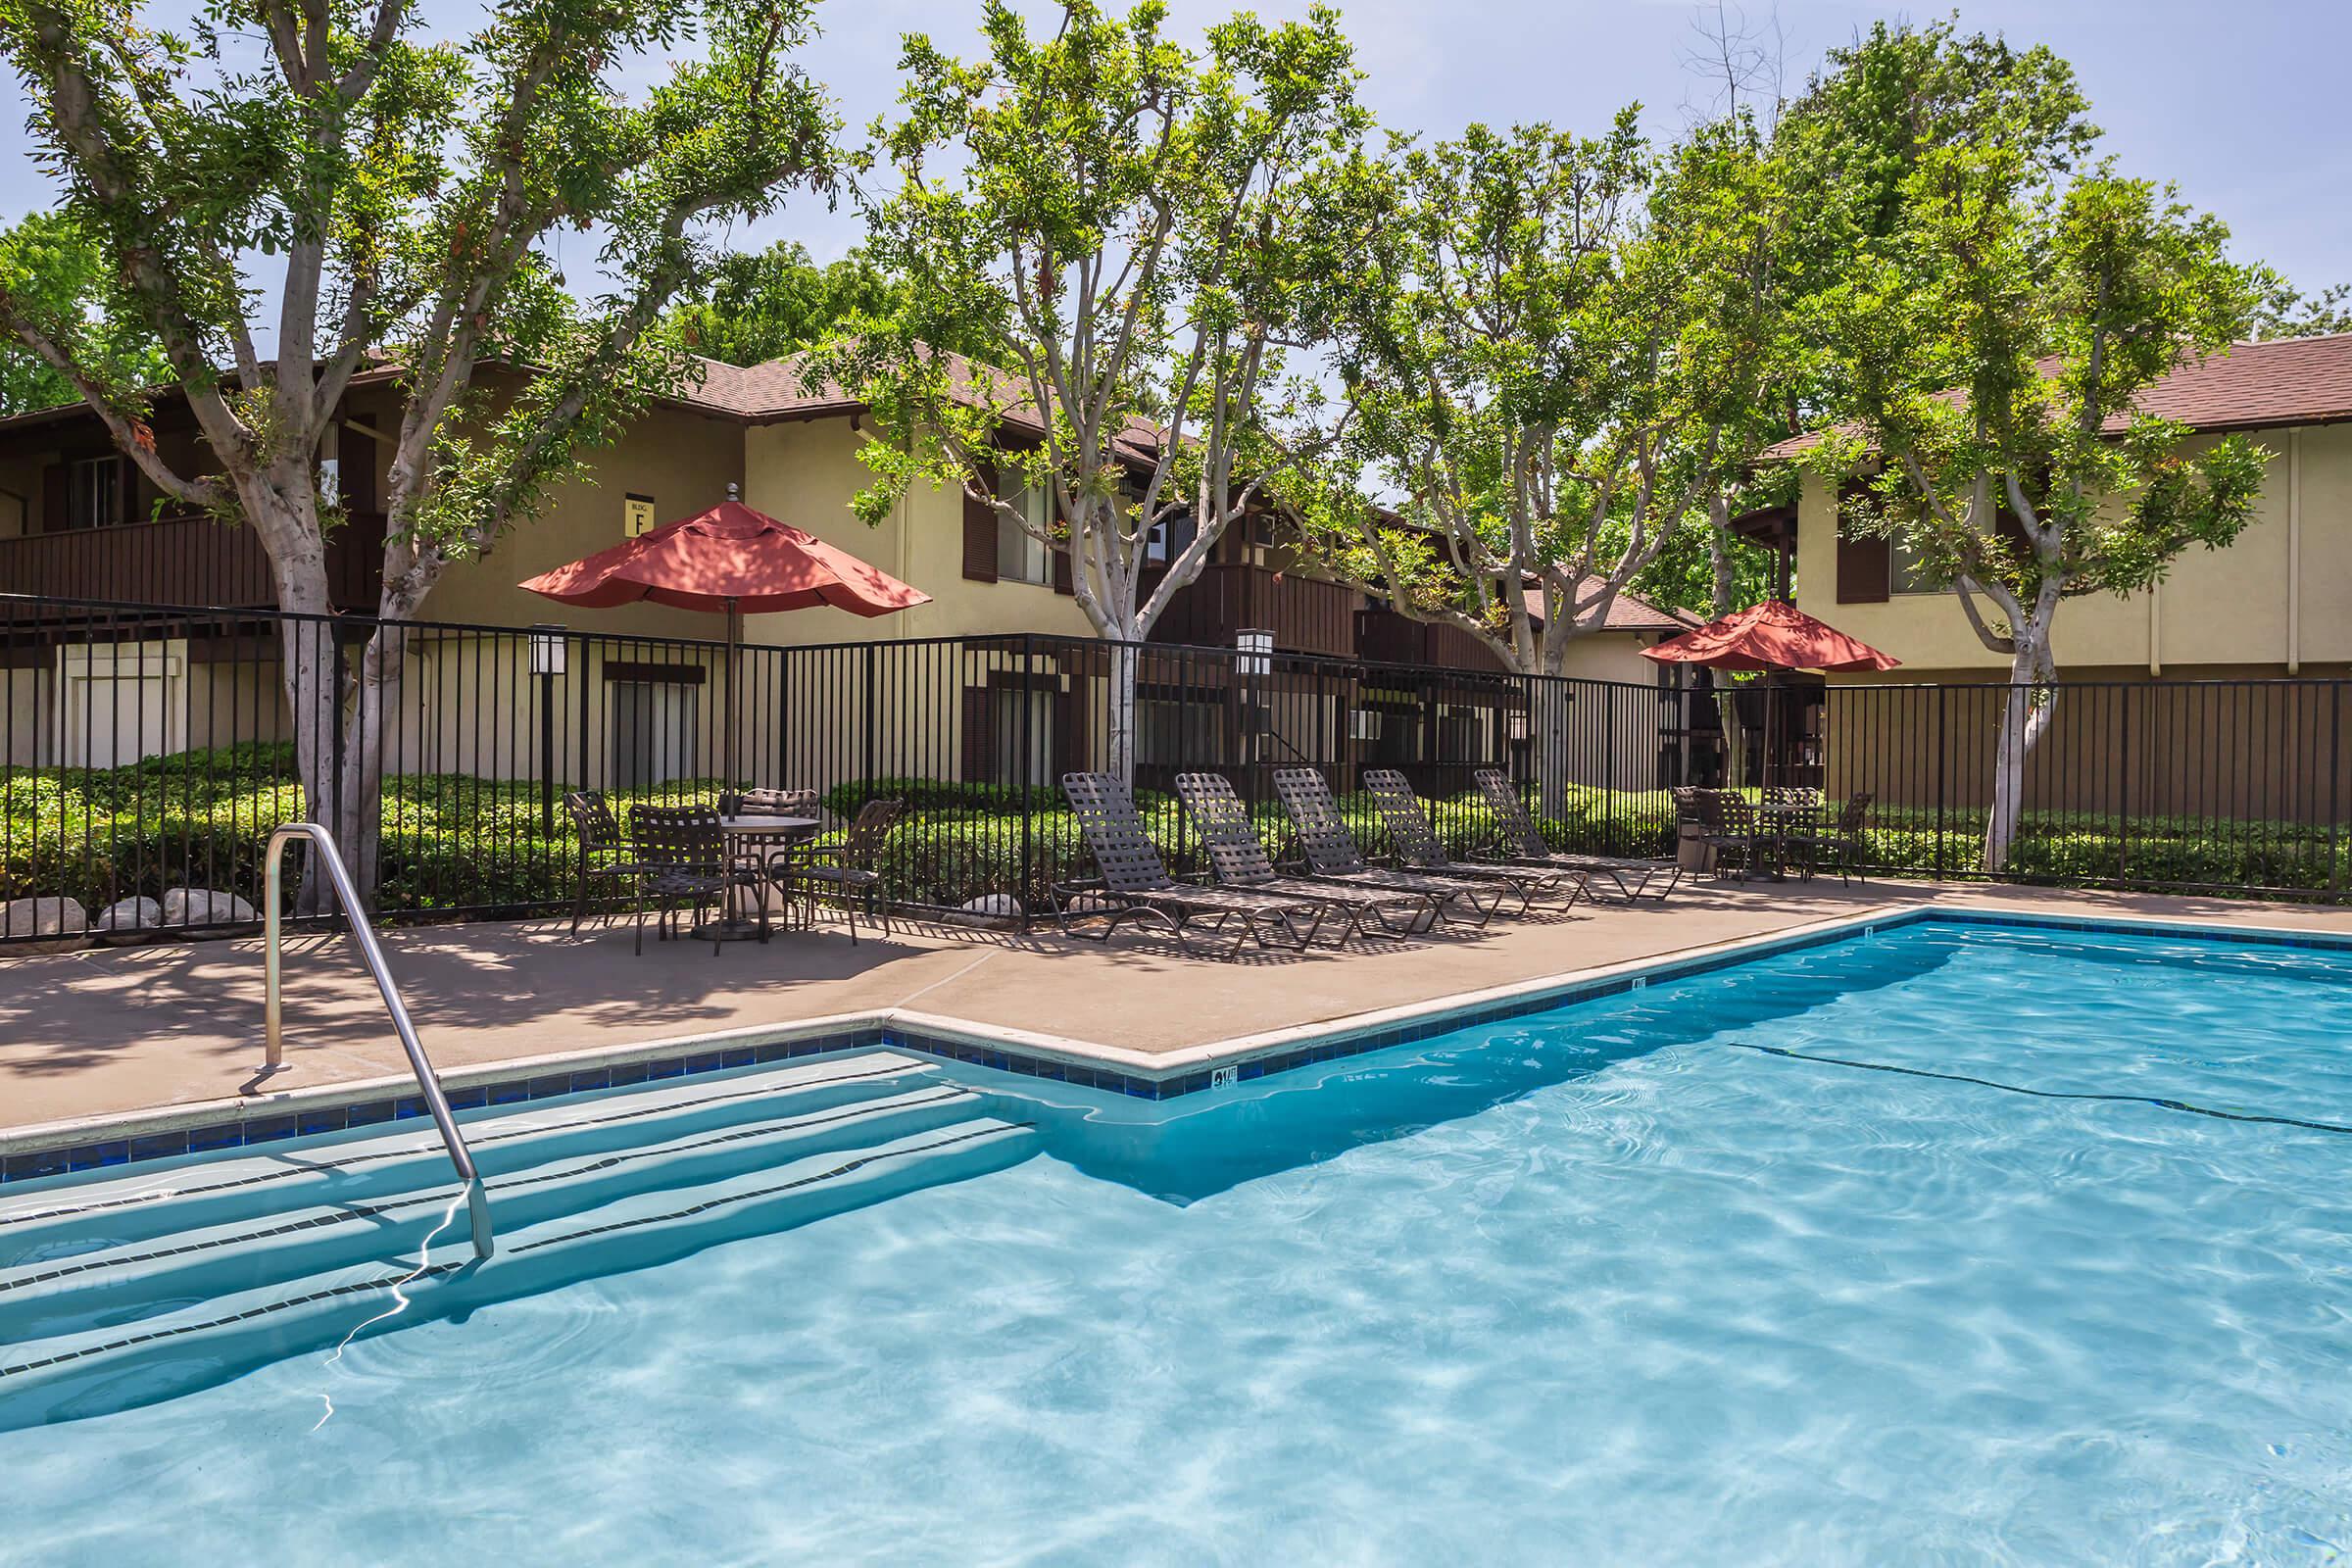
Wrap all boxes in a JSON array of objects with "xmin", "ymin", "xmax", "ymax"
[
  {"xmin": 1810, "ymin": 122, "xmax": 2265, "ymax": 869},
  {"xmin": 666, "ymin": 239, "xmax": 1002, "ymax": 367},
  {"xmin": 834, "ymin": 0, "xmax": 1369, "ymax": 779},
  {"xmin": 0, "ymin": 0, "xmax": 833, "ymax": 903},
  {"xmin": 0, "ymin": 212, "xmax": 162, "ymax": 416},
  {"xmin": 2250, "ymin": 275, "xmax": 2352, "ymax": 340},
  {"xmin": 1302, "ymin": 112, "xmax": 1794, "ymax": 804}
]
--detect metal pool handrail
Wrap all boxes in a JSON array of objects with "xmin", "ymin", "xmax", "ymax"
[{"xmin": 264, "ymin": 823, "xmax": 494, "ymax": 1261}]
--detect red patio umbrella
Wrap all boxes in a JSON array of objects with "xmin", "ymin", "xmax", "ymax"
[
  {"xmin": 1642, "ymin": 600, "xmax": 1895, "ymax": 790},
  {"xmin": 1640, "ymin": 599, "xmax": 1899, "ymax": 673},
  {"xmin": 519, "ymin": 493, "xmax": 931, "ymax": 787}
]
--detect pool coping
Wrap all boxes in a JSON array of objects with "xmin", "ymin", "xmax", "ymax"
[{"xmin": 7, "ymin": 899, "xmax": 2346, "ymax": 1183}]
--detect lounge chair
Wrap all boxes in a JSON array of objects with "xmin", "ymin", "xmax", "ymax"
[
  {"xmin": 1173, "ymin": 772, "xmax": 1442, "ymax": 941},
  {"xmin": 1267, "ymin": 767, "xmax": 1507, "ymax": 925},
  {"xmin": 1470, "ymin": 769, "xmax": 1681, "ymax": 902},
  {"xmin": 1055, "ymin": 772, "xmax": 1328, "ymax": 959},
  {"xmin": 1359, "ymin": 769, "xmax": 1586, "ymax": 910}
]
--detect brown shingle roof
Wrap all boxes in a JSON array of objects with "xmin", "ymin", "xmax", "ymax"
[
  {"xmin": 1759, "ymin": 333, "xmax": 2352, "ymax": 463},
  {"xmin": 1577, "ymin": 576, "xmax": 1697, "ymax": 632},
  {"xmin": 674, "ymin": 348, "xmax": 1168, "ymax": 458}
]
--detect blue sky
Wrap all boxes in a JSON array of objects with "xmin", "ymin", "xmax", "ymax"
[
  {"xmin": 5, "ymin": 0, "xmax": 2347, "ymax": 303},
  {"xmin": 714, "ymin": 0, "xmax": 2352, "ymax": 299}
]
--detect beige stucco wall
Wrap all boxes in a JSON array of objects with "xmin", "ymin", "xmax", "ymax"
[
  {"xmin": 418, "ymin": 404, "xmax": 745, "ymax": 640},
  {"xmin": 738, "ymin": 418, "xmax": 1098, "ymax": 646},
  {"xmin": 1794, "ymin": 422, "xmax": 2350, "ymax": 675}
]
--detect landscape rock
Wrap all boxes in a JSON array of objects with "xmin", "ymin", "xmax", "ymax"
[
  {"xmin": 92, "ymin": 896, "xmax": 167, "ymax": 943},
  {"xmin": 1057, "ymin": 892, "xmax": 1122, "ymax": 915},
  {"xmin": 159, "ymin": 887, "xmax": 260, "ymax": 927},
  {"xmin": 1, "ymin": 896, "xmax": 90, "ymax": 954},
  {"xmin": 953, "ymin": 893, "xmax": 1024, "ymax": 927}
]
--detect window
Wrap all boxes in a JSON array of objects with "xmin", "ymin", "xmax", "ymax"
[
  {"xmin": 66, "ymin": 456, "xmax": 124, "ymax": 530},
  {"xmin": 1892, "ymin": 535, "xmax": 1942, "ymax": 595},
  {"xmin": 995, "ymin": 476, "xmax": 1052, "ymax": 585},
  {"xmin": 1143, "ymin": 511, "xmax": 1197, "ymax": 564},
  {"xmin": 318, "ymin": 456, "xmax": 342, "ymax": 511},
  {"xmin": 987, "ymin": 685, "xmax": 1055, "ymax": 785},
  {"xmin": 1135, "ymin": 696, "xmax": 1222, "ymax": 766},
  {"xmin": 609, "ymin": 676, "xmax": 700, "ymax": 789}
]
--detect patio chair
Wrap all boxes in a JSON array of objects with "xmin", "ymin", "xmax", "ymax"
[
  {"xmin": 1786, "ymin": 792, "xmax": 1873, "ymax": 886},
  {"xmin": 766, "ymin": 799, "xmax": 904, "ymax": 943},
  {"xmin": 1359, "ymin": 770, "xmax": 1585, "ymax": 911},
  {"xmin": 1266, "ymin": 767, "xmax": 1506, "ymax": 926},
  {"xmin": 1688, "ymin": 789, "xmax": 1758, "ymax": 881},
  {"xmin": 1173, "ymin": 772, "xmax": 1442, "ymax": 942},
  {"xmin": 1470, "ymin": 769, "xmax": 1681, "ymax": 903},
  {"xmin": 1056, "ymin": 772, "xmax": 1328, "ymax": 959},
  {"xmin": 1759, "ymin": 786, "xmax": 1831, "ymax": 879},
  {"xmin": 730, "ymin": 786, "xmax": 820, "ymax": 820},
  {"xmin": 562, "ymin": 789, "xmax": 647, "ymax": 936},
  {"xmin": 630, "ymin": 804, "xmax": 767, "ymax": 956}
]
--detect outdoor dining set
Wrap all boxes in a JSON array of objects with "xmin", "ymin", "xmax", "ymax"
[
  {"xmin": 562, "ymin": 788, "xmax": 906, "ymax": 955},
  {"xmin": 1673, "ymin": 785, "xmax": 1873, "ymax": 884}
]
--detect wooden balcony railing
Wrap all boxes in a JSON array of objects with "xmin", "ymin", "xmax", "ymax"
[
  {"xmin": 0, "ymin": 512, "xmax": 383, "ymax": 614},
  {"xmin": 1354, "ymin": 610, "xmax": 1511, "ymax": 672},
  {"xmin": 1145, "ymin": 562, "xmax": 1362, "ymax": 659}
]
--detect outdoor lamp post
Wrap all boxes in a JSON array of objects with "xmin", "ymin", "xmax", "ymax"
[
  {"xmin": 1237, "ymin": 628, "xmax": 1273, "ymax": 768},
  {"xmin": 531, "ymin": 624, "xmax": 567, "ymax": 835},
  {"xmin": 1236, "ymin": 627, "xmax": 1273, "ymax": 677}
]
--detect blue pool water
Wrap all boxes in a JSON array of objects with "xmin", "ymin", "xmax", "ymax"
[{"xmin": 5, "ymin": 916, "xmax": 2351, "ymax": 1563}]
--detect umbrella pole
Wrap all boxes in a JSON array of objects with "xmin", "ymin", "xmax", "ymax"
[{"xmin": 725, "ymin": 597, "xmax": 741, "ymax": 794}]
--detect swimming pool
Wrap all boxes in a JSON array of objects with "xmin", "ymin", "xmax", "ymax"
[{"xmin": 4, "ymin": 915, "xmax": 2349, "ymax": 1562}]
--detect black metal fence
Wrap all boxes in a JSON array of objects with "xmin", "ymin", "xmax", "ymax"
[{"xmin": 3, "ymin": 592, "xmax": 2345, "ymax": 948}]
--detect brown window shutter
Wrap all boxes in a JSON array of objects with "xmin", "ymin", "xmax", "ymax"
[
  {"xmin": 1053, "ymin": 542, "xmax": 1074, "ymax": 595},
  {"xmin": 1834, "ymin": 493, "xmax": 1889, "ymax": 604},
  {"xmin": 960, "ymin": 684, "xmax": 995, "ymax": 781},
  {"xmin": 40, "ymin": 463, "xmax": 67, "ymax": 533},
  {"xmin": 961, "ymin": 465, "xmax": 999, "ymax": 583}
]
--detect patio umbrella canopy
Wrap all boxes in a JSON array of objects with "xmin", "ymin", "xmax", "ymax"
[
  {"xmin": 1641, "ymin": 599, "xmax": 1899, "ymax": 673},
  {"xmin": 518, "ymin": 498, "xmax": 931, "ymax": 618},
  {"xmin": 519, "ymin": 495, "xmax": 931, "ymax": 789}
]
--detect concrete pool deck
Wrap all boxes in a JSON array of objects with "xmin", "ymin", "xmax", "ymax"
[{"xmin": 5, "ymin": 878, "xmax": 2350, "ymax": 1138}]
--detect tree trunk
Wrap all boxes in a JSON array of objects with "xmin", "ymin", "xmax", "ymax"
[
  {"xmin": 1528, "ymin": 647, "xmax": 1571, "ymax": 818},
  {"xmin": 259, "ymin": 483, "xmax": 410, "ymax": 916},
  {"xmin": 1707, "ymin": 492, "xmax": 1738, "ymax": 618},
  {"xmin": 1102, "ymin": 638, "xmax": 1140, "ymax": 784},
  {"xmin": 1984, "ymin": 635, "xmax": 2056, "ymax": 873},
  {"xmin": 262, "ymin": 513, "xmax": 349, "ymax": 916}
]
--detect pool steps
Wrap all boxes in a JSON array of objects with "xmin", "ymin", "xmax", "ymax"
[{"xmin": 0, "ymin": 1051, "xmax": 1036, "ymax": 1420}]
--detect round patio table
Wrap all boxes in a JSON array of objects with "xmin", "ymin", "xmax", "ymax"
[{"xmin": 699, "ymin": 814, "xmax": 820, "ymax": 940}]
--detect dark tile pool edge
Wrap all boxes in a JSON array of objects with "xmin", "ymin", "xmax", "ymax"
[{"xmin": 12, "ymin": 904, "xmax": 2350, "ymax": 1184}]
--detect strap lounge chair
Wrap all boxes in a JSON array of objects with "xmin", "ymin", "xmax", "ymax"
[
  {"xmin": 1173, "ymin": 772, "xmax": 1442, "ymax": 942},
  {"xmin": 1267, "ymin": 767, "xmax": 1506, "ymax": 925},
  {"xmin": 1359, "ymin": 770, "xmax": 1586, "ymax": 911},
  {"xmin": 1470, "ymin": 769, "xmax": 1681, "ymax": 903},
  {"xmin": 1056, "ymin": 772, "xmax": 1328, "ymax": 959}
]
